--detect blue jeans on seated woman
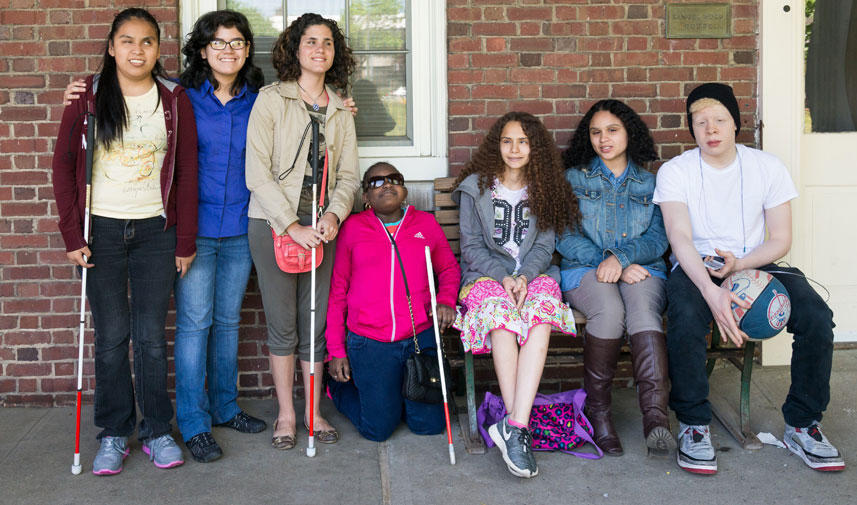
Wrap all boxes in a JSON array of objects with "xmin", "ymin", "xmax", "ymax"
[
  {"xmin": 174, "ymin": 235, "xmax": 254, "ymax": 441},
  {"xmin": 328, "ymin": 328, "xmax": 446, "ymax": 442}
]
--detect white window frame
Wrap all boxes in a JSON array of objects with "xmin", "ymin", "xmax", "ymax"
[{"xmin": 180, "ymin": 1, "xmax": 448, "ymax": 181}]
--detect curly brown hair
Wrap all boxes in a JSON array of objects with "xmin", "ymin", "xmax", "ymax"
[
  {"xmin": 271, "ymin": 13, "xmax": 356, "ymax": 90},
  {"xmin": 455, "ymin": 111, "xmax": 581, "ymax": 233}
]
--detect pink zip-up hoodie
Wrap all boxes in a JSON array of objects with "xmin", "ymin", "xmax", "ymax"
[{"xmin": 326, "ymin": 206, "xmax": 460, "ymax": 359}]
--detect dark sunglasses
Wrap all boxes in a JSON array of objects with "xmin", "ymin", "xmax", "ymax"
[{"xmin": 364, "ymin": 173, "xmax": 405, "ymax": 191}]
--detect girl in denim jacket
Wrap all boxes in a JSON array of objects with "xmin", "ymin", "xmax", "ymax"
[
  {"xmin": 453, "ymin": 112, "xmax": 580, "ymax": 478},
  {"xmin": 557, "ymin": 100, "xmax": 671, "ymax": 458}
]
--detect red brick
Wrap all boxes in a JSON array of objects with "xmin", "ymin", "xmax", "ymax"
[
  {"xmin": 556, "ymin": 6, "xmax": 578, "ymax": 21},
  {"xmin": 697, "ymin": 67, "xmax": 719, "ymax": 81},
  {"xmin": 38, "ymin": 57, "xmax": 86, "ymax": 73},
  {"xmin": 546, "ymin": 21, "xmax": 585, "ymax": 36},
  {"xmin": 448, "ymin": 7, "xmax": 482, "ymax": 21},
  {"xmin": 40, "ymin": 378, "xmax": 77, "ymax": 393},
  {"xmin": 519, "ymin": 22, "xmax": 540, "ymax": 36},
  {"xmin": 508, "ymin": 101, "xmax": 553, "ymax": 115},
  {"xmin": 543, "ymin": 84, "xmax": 585, "ymax": 99},
  {"xmin": 510, "ymin": 37, "xmax": 554, "ymax": 52},
  {"xmin": 4, "ymin": 298, "xmax": 52, "ymax": 313},
  {"xmin": 3, "ymin": 265, "xmax": 50, "ymax": 280},
  {"xmin": 448, "ymin": 70, "xmax": 484, "ymax": 84},
  {"xmin": 543, "ymin": 53, "xmax": 588, "ymax": 67},
  {"xmin": 472, "ymin": 22, "xmax": 516, "ymax": 36},
  {"xmin": 722, "ymin": 66, "xmax": 756, "ymax": 81},
  {"xmin": 484, "ymin": 37, "xmax": 505, "ymax": 52},
  {"xmin": 684, "ymin": 52, "xmax": 729, "ymax": 66},
  {"xmin": 0, "ymin": 74, "xmax": 46, "ymax": 89},
  {"xmin": 612, "ymin": 83, "xmax": 657, "ymax": 97},
  {"xmin": 447, "ymin": 54, "xmax": 468, "ymax": 69},
  {"xmin": 507, "ymin": 7, "xmax": 551, "ymax": 21},
  {"xmin": 1, "ymin": 9, "xmax": 46, "ymax": 24},
  {"xmin": 6, "ymin": 363, "xmax": 52, "ymax": 377},
  {"xmin": 471, "ymin": 53, "xmax": 517, "ymax": 67},
  {"xmin": 449, "ymin": 37, "xmax": 481, "ymax": 52},
  {"xmin": 473, "ymin": 85, "xmax": 518, "ymax": 99},
  {"xmin": 510, "ymin": 68, "xmax": 554, "ymax": 83},
  {"xmin": 483, "ymin": 7, "xmax": 505, "ymax": 21},
  {"xmin": 613, "ymin": 51, "xmax": 658, "ymax": 67},
  {"xmin": 588, "ymin": 22, "xmax": 609, "ymax": 36}
]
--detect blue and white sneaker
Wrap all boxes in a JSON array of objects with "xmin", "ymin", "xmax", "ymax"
[
  {"xmin": 488, "ymin": 415, "xmax": 538, "ymax": 478},
  {"xmin": 784, "ymin": 422, "xmax": 845, "ymax": 472},
  {"xmin": 676, "ymin": 423, "xmax": 717, "ymax": 475},
  {"xmin": 142, "ymin": 434, "xmax": 184, "ymax": 469},
  {"xmin": 92, "ymin": 436, "xmax": 129, "ymax": 476}
]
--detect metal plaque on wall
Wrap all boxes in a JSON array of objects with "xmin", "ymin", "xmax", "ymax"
[{"xmin": 666, "ymin": 3, "xmax": 732, "ymax": 39}]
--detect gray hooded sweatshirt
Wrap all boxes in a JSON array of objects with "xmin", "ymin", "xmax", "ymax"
[{"xmin": 452, "ymin": 173, "xmax": 559, "ymax": 288}]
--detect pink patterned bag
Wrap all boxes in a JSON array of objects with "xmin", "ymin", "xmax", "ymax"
[{"xmin": 477, "ymin": 389, "xmax": 603, "ymax": 459}]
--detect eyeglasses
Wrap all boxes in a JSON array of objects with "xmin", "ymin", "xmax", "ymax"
[
  {"xmin": 364, "ymin": 173, "xmax": 405, "ymax": 191},
  {"xmin": 209, "ymin": 39, "xmax": 247, "ymax": 50}
]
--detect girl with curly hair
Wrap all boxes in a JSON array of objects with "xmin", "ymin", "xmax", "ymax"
[
  {"xmin": 557, "ymin": 99, "xmax": 672, "ymax": 458},
  {"xmin": 452, "ymin": 111, "xmax": 579, "ymax": 478},
  {"xmin": 245, "ymin": 12, "xmax": 360, "ymax": 451}
]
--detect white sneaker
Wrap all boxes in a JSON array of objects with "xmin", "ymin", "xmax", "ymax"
[
  {"xmin": 676, "ymin": 423, "xmax": 717, "ymax": 475},
  {"xmin": 784, "ymin": 422, "xmax": 845, "ymax": 472}
]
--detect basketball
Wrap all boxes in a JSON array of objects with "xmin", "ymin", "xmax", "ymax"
[{"xmin": 721, "ymin": 269, "xmax": 791, "ymax": 340}]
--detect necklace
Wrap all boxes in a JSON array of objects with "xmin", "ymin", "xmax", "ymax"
[{"xmin": 297, "ymin": 81, "xmax": 325, "ymax": 111}]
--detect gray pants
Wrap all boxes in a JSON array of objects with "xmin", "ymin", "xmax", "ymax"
[
  {"xmin": 248, "ymin": 218, "xmax": 333, "ymax": 361},
  {"xmin": 562, "ymin": 270, "xmax": 666, "ymax": 339}
]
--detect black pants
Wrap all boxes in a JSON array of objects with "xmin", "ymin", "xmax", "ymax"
[{"xmin": 666, "ymin": 264, "xmax": 835, "ymax": 427}]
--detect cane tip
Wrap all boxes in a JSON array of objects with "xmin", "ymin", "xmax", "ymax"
[
  {"xmin": 449, "ymin": 446, "xmax": 456, "ymax": 465},
  {"xmin": 307, "ymin": 446, "xmax": 316, "ymax": 458},
  {"xmin": 71, "ymin": 463, "xmax": 82, "ymax": 475}
]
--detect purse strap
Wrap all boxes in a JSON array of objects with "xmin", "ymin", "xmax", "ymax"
[{"xmin": 383, "ymin": 224, "xmax": 420, "ymax": 352}]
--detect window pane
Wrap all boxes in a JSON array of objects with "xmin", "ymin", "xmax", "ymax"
[
  {"xmin": 352, "ymin": 53, "xmax": 408, "ymax": 140},
  {"xmin": 225, "ymin": 0, "xmax": 284, "ymax": 37},
  {"xmin": 285, "ymin": 0, "xmax": 345, "ymax": 24},
  {"xmin": 804, "ymin": 0, "xmax": 857, "ymax": 132},
  {"xmin": 350, "ymin": 0, "xmax": 406, "ymax": 50}
]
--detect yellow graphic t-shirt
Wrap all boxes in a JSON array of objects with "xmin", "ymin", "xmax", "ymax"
[{"xmin": 91, "ymin": 83, "xmax": 166, "ymax": 219}]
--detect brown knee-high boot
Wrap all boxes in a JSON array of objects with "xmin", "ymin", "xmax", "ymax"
[
  {"xmin": 629, "ymin": 330, "xmax": 676, "ymax": 457},
  {"xmin": 583, "ymin": 334, "xmax": 624, "ymax": 456}
]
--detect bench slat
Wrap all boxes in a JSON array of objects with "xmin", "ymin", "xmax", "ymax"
[{"xmin": 434, "ymin": 177, "xmax": 457, "ymax": 191}]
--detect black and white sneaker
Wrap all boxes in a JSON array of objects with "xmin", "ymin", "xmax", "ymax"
[
  {"xmin": 488, "ymin": 415, "xmax": 538, "ymax": 478},
  {"xmin": 215, "ymin": 411, "xmax": 267, "ymax": 434},
  {"xmin": 185, "ymin": 432, "xmax": 223, "ymax": 463}
]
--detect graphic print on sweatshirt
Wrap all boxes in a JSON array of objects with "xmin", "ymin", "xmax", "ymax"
[{"xmin": 492, "ymin": 180, "xmax": 530, "ymax": 267}]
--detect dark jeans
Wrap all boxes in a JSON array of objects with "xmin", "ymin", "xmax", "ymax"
[
  {"xmin": 328, "ymin": 328, "xmax": 446, "ymax": 442},
  {"xmin": 87, "ymin": 216, "xmax": 177, "ymax": 441},
  {"xmin": 666, "ymin": 264, "xmax": 835, "ymax": 427}
]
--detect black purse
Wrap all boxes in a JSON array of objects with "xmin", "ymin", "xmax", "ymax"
[{"xmin": 384, "ymin": 226, "xmax": 452, "ymax": 404}]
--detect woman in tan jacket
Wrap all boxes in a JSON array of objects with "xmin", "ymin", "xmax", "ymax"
[{"xmin": 245, "ymin": 12, "xmax": 359, "ymax": 450}]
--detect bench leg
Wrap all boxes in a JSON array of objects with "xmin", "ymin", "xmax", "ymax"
[
  {"xmin": 457, "ymin": 350, "xmax": 486, "ymax": 454},
  {"xmin": 708, "ymin": 342, "xmax": 763, "ymax": 450}
]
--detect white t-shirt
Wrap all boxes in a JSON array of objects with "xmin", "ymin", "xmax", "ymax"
[
  {"xmin": 653, "ymin": 144, "xmax": 797, "ymax": 265},
  {"xmin": 491, "ymin": 179, "xmax": 530, "ymax": 273}
]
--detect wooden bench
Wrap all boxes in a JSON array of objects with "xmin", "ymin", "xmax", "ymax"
[{"xmin": 431, "ymin": 176, "xmax": 761, "ymax": 454}]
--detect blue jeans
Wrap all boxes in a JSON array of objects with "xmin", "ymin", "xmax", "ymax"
[
  {"xmin": 666, "ymin": 264, "xmax": 835, "ymax": 427},
  {"xmin": 328, "ymin": 328, "xmax": 446, "ymax": 442},
  {"xmin": 87, "ymin": 216, "xmax": 176, "ymax": 441},
  {"xmin": 174, "ymin": 235, "xmax": 253, "ymax": 440}
]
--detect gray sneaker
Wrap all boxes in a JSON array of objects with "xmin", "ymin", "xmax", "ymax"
[
  {"xmin": 676, "ymin": 423, "xmax": 717, "ymax": 475},
  {"xmin": 92, "ymin": 436, "xmax": 129, "ymax": 476},
  {"xmin": 488, "ymin": 415, "xmax": 538, "ymax": 478},
  {"xmin": 784, "ymin": 422, "xmax": 845, "ymax": 472},
  {"xmin": 142, "ymin": 434, "xmax": 184, "ymax": 469}
]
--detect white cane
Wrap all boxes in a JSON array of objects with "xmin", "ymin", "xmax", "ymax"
[
  {"xmin": 72, "ymin": 112, "xmax": 95, "ymax": 475},
  {"xmin": 425, "ymin": 246, "xmax": 456, "ymax": 465},
  {"xmin": 307, "ymin": 118, "xmax": 320, "ymax": 458}
]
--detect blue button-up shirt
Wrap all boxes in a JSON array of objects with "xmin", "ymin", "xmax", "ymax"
[{"xmin": 185, "ymin": 80, "xmax": 258, "ymax": 238}]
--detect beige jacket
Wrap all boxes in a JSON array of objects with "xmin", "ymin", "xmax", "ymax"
[{"xmin": 245, "ymin": 80, "xmax": 360, "ymax": 235}]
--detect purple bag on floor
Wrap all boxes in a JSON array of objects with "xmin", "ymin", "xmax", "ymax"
[{"xmin": 476, "ymin": 389, "xmax": 603, "ymax": 459}]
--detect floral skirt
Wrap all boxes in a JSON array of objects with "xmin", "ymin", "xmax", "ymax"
[{"xmin": 454, "ymin": 275, "xmax": 577, "ymax": 354}]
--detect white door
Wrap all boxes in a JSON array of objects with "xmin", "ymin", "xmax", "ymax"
[{"xmin": 761, "ymin": 1, "xmax": 857, "ymax": 365}]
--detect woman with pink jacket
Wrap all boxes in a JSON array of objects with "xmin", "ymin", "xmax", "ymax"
[{"xmin": 326, "ymin": 162, "xmax": 460, "ymax": 442}]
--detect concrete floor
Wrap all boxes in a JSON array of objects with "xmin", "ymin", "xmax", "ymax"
[{"xmin": 1, "ymin": 351, "xmax": 856, "ymax": 505}]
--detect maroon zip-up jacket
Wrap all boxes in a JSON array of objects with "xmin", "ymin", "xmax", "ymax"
[{"xmin": 51, "ymin": 74, "xmax": 198, "ymax": 257}]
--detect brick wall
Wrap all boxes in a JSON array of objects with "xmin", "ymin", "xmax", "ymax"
[
  {"xmin": 0, "ymin": 1, "xmax": 272, "ymax": 406},
  {"xmin": 446, "ymin": 0, "xmax": 760, "ymax": 174},
  {"xmin": 1, "ymin": 1, "xmax": 762, "ymax": 405}
]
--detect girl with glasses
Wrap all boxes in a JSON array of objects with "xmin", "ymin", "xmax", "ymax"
[
  {"xmin": 245, "ymin": 12, "xmax": 360, "ymax": 451},
  {"xmin": 453, "ymin": 112, "xmax": 580, "ymax": 478},
  {"xmin": 325, "ymin": 162, "xmax": 460, "ymax": 441}
]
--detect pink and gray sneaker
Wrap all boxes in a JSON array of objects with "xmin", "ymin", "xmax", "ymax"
[
  {"xmin": 142, "ymin": 434, "xmax": 185, "ymax": 469},
  {"xmin": 92, "ymin": 436, "xmax": 130, "ymax": 476}
]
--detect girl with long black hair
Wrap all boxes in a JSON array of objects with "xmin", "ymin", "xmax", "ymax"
[{"xmin": 52, "ymin": 8, "xmax": 198, "ymax": 474}]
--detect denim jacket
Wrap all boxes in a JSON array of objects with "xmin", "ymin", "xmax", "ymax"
[{"xmin": 556, "ymin": 158, "xmax": 667, "ymax": 291}]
